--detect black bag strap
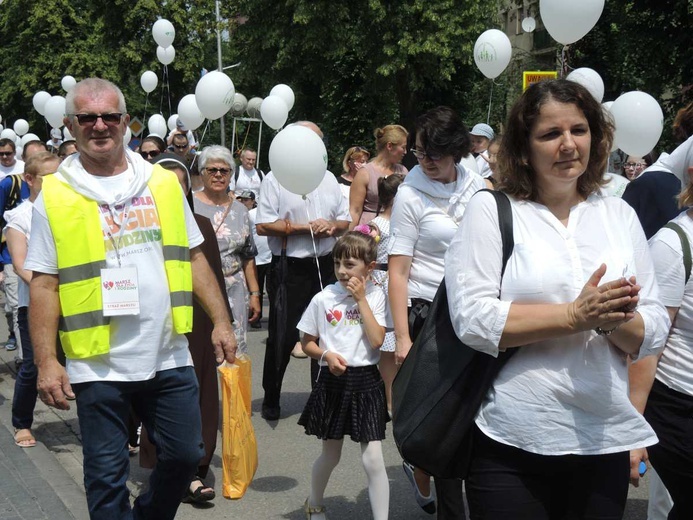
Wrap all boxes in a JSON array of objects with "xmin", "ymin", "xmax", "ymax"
[
  {"xmin": 664, "ymin": 222, "xmax": 692, "ymax": 284},
  {"xmin": 480, "ymin": 189, "xmax": 514, "ymax": 278}
]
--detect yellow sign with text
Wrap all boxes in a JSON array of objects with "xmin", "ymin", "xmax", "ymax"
[{"xmin": 523, "ymin": 71, "xmax": 558, "ymax": 91}]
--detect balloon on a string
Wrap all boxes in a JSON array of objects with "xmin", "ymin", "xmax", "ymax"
[
  {"xmin": 521, "ymin": 17, "xmax": 536, "ymax": 33},
  {"xmin": 540, "ymin": 0, "xmax": 605, "ymax": 45},
  {"xmin": 61, "ymin": 75, "xmax": 77, "ymax": 93},
  {"xmin": 152, "ymin": 19, "xmax": 175, "ymax": 48},
  {"xmin": 178, "ymin": 94, "xmax": 205, "ymax": 131},
  {"xmin": 269, "ymin": 84, "xmax": 295, "ymax": 112},
  {"xmin": 566, "ymin": 67, "xmax": 604, "ymax": 103},
  {"xmin": 167, "ymin": 114, "xmax": 179, "ymax": 132},
  {"xmin": 148, "ymin": 114, "xmax": 167, "ymax": 138},
  {"xmin": 20, "ymin": 133, "xmax": 40, "ymax": 146},
  {"xmin": 473, "ymin": 29, "xmax": 512, "ymax": 79},
  {"xmin": 13, "ymin": 119, "xmax": 29, "ymax": 137},
  {"xmin": 0, "ymin": 129, "xmax": 17, "ymax": 141},
  {"xmin": 32, "ymin": 91, "xmax": 51, "ymax": 116},
  {"xmin": 195, "ymin": 71, "xmax": 234, "ymax": 120},
  {"xmin": 246, "ymin": 97, "xmax": 263, "ymax": 118},
  {"xmin": 140, "ymin": 71, "xmax": 158, "ymax": 93},
  {"xmin": 231, "ymin": 93, "xmax": 248, "ymax": 117},
  {"xmin": 157, "ymin": 46, "xmax": 175, "ymax": 66},
  {"xmin": 260, "ymin": 96, "xmax": 289, "ymax": 130},
  {"xmin": 610, "ymin": 91, "xmax": 663, "ymax": 157},
  {"xmin": 44, "ymin": 96, "xmax": 67, "ymax": 128},
  {"xmin": 269, "ymin": 124, "xmax": 327, "ymax": 196}
]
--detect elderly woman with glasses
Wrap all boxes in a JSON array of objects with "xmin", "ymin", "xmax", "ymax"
[{"xmin": 193, "ymin": 145, "xmax": 261, "ymax": 354}]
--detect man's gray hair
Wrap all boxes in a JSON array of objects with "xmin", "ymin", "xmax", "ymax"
[
  {"xmin": 198, "ymin": 145, "xmax": 236, "ymax": 172},
  {"xmin": 65, "ymin": 78, "xmax": 127, "ymax": 115}
]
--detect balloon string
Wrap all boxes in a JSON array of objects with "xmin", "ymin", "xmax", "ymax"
[
  {"xmin": 142, "ymin": 93, "xmax": 149, "ymax": 129},
  {"xmin": 486, "ymin": 81, "xmax": 494, "ymax": 125},
  {"xmin": 165, "ymin": 66, "xmax": 172, "ymax": 117},
  {"xmin": 304, "ymin": 199, "xmax": 324, "ymax": 292}
]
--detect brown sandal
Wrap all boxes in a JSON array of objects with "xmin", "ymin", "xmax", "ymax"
[
  {"xmin": 14, "ymin": 428, "xmax": 36, "ymax": 448},
  {"xmin": 304, "ymin": 498, "xmax": 326, "ymax": 519}
]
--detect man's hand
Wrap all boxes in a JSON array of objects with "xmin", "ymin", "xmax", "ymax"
[
  {"xmin": 37, "ymin": 360, "xmax": 74, "ymax": 410},
  {"xmin": 212, "ymin": 321, "xmax": 237, "ymax": 364},
  {"xmin": 310, "ymin": 218, "xmax": 336, "ymax": 238}
]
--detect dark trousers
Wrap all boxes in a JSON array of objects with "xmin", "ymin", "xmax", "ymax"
[
  {"xmin": 257, "ymin": 262, "xmax": 270, "ymax": 319},
  {"xmin": 645, "ymin": 378, "xmax": 693, "ymax": 520},
  {"xmin": 262, "ymin": 254, "xmax": 335, "ymax": 408},
  {"xmin": 466, "ymin": 427, "xmax": 629, "ymax": 520},
  {"xmin": 408, "ymin": 299, "xmax": 466, "ymax": 520},
  {"xmin": 73, "ymin": 367, "xmax": 203, "ymax": 520},
  {"xmin": 11, "ymin": 307, "xmax": 36, "ymax": 429}
]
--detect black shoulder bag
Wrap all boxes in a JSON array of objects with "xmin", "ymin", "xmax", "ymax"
[{"xmin": 392, "ymin": 190, "xmax": 515, "ymax": 479}]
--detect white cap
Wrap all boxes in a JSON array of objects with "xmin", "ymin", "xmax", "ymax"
[{"xmin": 470, "ymin": 123, "xmax": 494, "ymax": 140}]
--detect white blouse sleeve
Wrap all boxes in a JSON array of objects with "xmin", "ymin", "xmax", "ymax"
[
  {"xmin": 445, "ymin": 191, "xmax": 511, "ymax": 357},
  {"xmin": 388, "ymin": 187, "xmax": 421, "ymax": 257},
  {"xmin": 649, "ymin": 227, "xmax": 686, "ymax": 308}
]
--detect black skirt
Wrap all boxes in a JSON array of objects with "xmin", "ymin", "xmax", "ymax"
[{"xmin": 298, "ymin": 364, "xmax": 389, "ymax": 442}]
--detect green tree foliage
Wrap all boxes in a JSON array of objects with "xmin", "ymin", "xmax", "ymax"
[
  {"xmin": 0, "ymin": 0, "xmax": 224, "ymax": 140},
  {"xmin": 228, "ymin": 0, "xmax": 504, "ymax": 168},
  {"xmin": 570, "ymin": 0, "xmax": 692, "ymax": 150}
]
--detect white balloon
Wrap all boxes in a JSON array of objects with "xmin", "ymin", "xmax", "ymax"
[
  {"xmin": 0, "ymin": 129, "xmax": 17, "ymax": 141},
  {"xmin": 13, "ymin": 119, "xmax": 29, "ymax": 137},
  {"xmin": 167, "ymin": 114, "xmax": 179, "ymax": 132},
  {"xmin": 61, "ymin": 75, "xmax": 77, "ymax": 93},
  {"xmin": 44, "ymin": 95, "xmax": 67, "ymax": 129},
  {"xmin": 246, "ymin": 97, "xmax": 263, "ymax": 118},
  {"xmin": 140, "ymin": 71, "xmax": 158, "ymax": 93},
  {"xmin": 33, "ymin": 91, "xmax": 51, "ymax": 116},
  {"xmin": 148, "ymin": 114, "xmax": 167, "ymax": 138},
  {"xmin": 473, "ymin": 29, "xmax": 513, "ymax": 80},
  {"xmin": 152, "ymin": 19, "xmax": 175, "ymax": 48},
  {"xmin": 63, "ymin": 127, "xmax": 73, "ymax": 141},
  {"xmin": 611, "ymin": 91, "xmax": 664, "ymax": 157},
  {"xmin": 522, "ymin": 17, "xmax": 536, "ymax": 33},
  {"xmin": 269, "ymin": 84, "xmax": 295, "ymax": 112},
  {"xmin": 20, "ymin": 133, "xmax": 40, "ymax": 146},
  {"xmin": 540, "ymin": 0, "xmax": 604, "ymax": 45},
  {"xmin": 195, "ymin": 71, "xmax": 235, "ymax": 120},
  {"xmin": 260, "ymin": 96, "xmax": 289, "ymax": 130},
  {"xmin": 269, "ymin": 125, "xmax": 327, "ymax": 196},
  {"xmin": 124, "ymin": 127, "xmax": 132, "ymax": 147},
  {"xmin": 566, "ymin": 67, "xmax": 604, "ymax": 103},
  {"xmin": 177, "ymin": 94, "xmax": 205, "ymax": 131},
  {"xmin": 231, "ymin": 93, "xmax": 248, "ymax": 117},
  {"xmin": 157, "ymin": 46, "xmax": 176, "ymax": 66}
]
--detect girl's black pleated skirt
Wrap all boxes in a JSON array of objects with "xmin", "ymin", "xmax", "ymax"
[{"xmin": 298, "ymin": 364, "xmax": 389, "ymax": 443}]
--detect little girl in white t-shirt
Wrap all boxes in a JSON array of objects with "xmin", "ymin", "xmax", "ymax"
[{"xmin": 297, "ymin": 229, "xmax": 390, "ymax": 520}]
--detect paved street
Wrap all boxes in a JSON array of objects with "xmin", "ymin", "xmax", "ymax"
[{"xmin": 0, "ymin": 305, "xmax": 651, "ymax": 519}]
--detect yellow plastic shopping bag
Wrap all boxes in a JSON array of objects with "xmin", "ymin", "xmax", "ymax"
[{"xmin": 219, "ymin": 356, "xmax": 258, "ymax": 499}]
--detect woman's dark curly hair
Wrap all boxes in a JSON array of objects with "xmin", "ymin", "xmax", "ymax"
[
  {"xmin": 497, "ymin": 79, "xmax": 614, "ymax": 201},
  {"xmin": 415, "ymin": 106, "xmax": 472, "ymax": 163}
]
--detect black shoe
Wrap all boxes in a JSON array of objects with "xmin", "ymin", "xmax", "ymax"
[
  {"xmin": 250, "ymin": 321, "xmax": 262, "ymax": 329},
  {"xmin": 261, "ymin": 404, "xmax": 280, "ymax": 421}
]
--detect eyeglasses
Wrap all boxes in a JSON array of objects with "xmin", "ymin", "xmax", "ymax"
[
  {"xmin": 623, "ymin": 162, "xmax": 646, "ymax": 169},
  {"xmin": 173, "ymin": 144, "xmax": 188, "ymax": 150},
  {"xmin": 410, "ymin": 149, "xmax": 443, "ymax": 161},
  {"xmin": 140, "ymin": 150, "xmax": 161, "ymax": 159},
  {"xmin": 0, "ymin": 151, "xmax": 13, "ymax": 158},
  {"xmin": 205, "ymin": 167, "xmax": 231, "ymax": 176},
  {"xmin": 70, "ymin": 113, "xmax": 123, "ymax": 126}
]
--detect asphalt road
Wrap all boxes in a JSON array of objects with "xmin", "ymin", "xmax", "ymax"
[{"xmin": 0, "ymin": 307, "xmax": 651, "ymax": 519}]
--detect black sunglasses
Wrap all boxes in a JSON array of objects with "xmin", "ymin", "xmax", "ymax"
[
  {"xmin": 0, "ymin": 151, "xmax": 13, "ymax": 158},
  {"xmin": 140, "ymin": 150, "xmax": 161, "ymax": 159},
  {"xmin": 70, "ymin": 113, "xmax": 123, "ymax": 126}
]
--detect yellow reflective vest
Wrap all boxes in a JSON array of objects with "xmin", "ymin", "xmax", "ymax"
[{"xmin": 42, "ymin": 165, "xmax": 193, "ymax": 359}]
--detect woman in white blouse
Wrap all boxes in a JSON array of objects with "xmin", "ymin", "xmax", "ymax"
[
  {"xmin": 445, "ymin": 80, "xmax": 669, "ymax": 519},
  {"xmin": 389, "ymin": 106, "xmax": 488, "ymax": 518},
  {"xmin": 644, "ymin": 145, "xmax": 693, "ymax": 519}
]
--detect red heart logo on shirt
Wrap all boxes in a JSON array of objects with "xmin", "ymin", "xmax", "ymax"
[
  {"xmin": 109, "ymin": 281, "xmax": 114, "ymax": 288},
  {"xmin": 332, "ymin": 310, "xmax": 342, "ymax": 321}
]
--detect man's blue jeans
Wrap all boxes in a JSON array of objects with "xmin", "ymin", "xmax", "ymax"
[{"xmin": 73, "ymin": 366, "xmax": 204, "ymax": 520}]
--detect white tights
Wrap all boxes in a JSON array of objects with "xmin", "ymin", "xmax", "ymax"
[{"xmin": 309, "ymin": 439, "xmax": 389, "ymax": 519}]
